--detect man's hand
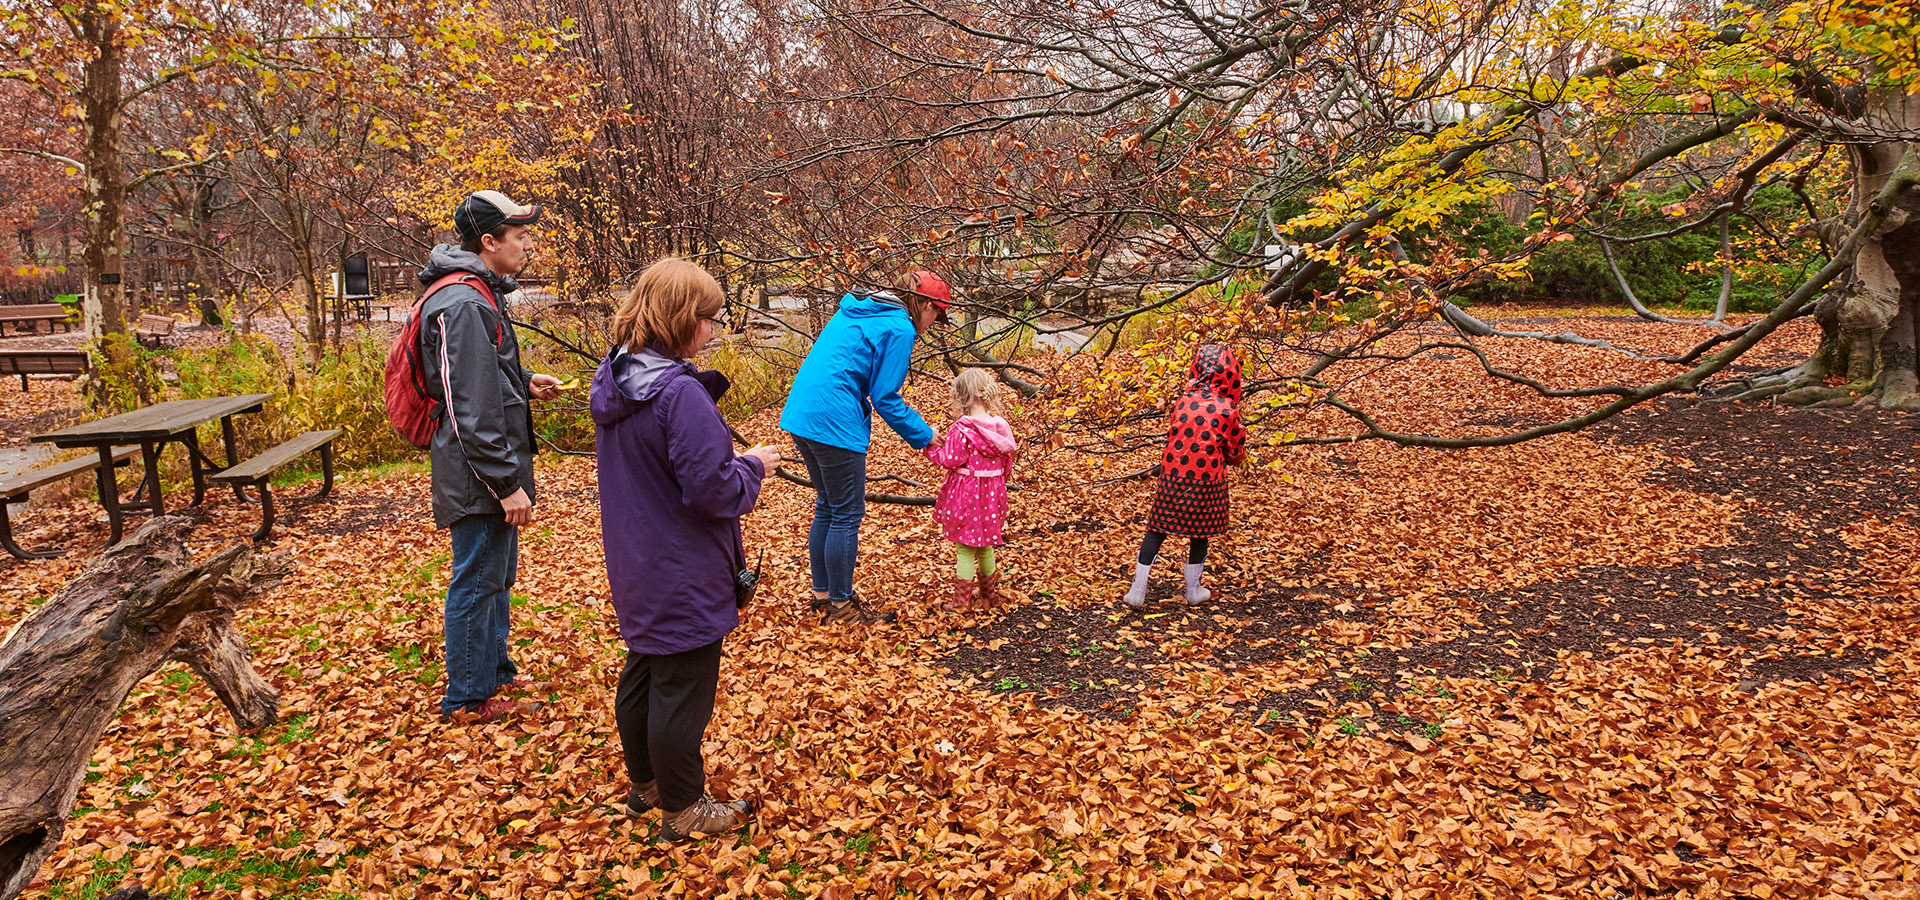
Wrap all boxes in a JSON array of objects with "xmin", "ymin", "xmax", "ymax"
[
  {"xmin": 742, "ymin": 444, "xmax": 782, "ymax": 474},
  {"xmin": 501, "ymin": 488, "xmax": 534, "ymax": 526},
  {"xmin": 529, "ymin": 373, "xmax": 565, "ymax": 401}
]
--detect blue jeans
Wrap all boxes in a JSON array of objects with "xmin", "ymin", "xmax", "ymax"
[
  {"xmin": 444, "ymin": 513, "xmax": 520, "ymax": 715},
  {"xmin": 792, "ymin": 435, "xmax": 865, "ymax": 604}
]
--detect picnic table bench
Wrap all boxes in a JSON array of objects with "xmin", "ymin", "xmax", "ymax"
[
  {"xmin": 28, "ymin": 394, "xmax": 342, "ymax": 550},
  {"xmin": 0, "ymin": 303, "xmax": 76, "ymax": 335},
  {"xmin": 0, "ymin": 446, "xmax": 137, "ymax": 559},
  {"xmin": 136, "ymin": 314, "xmax": 177, "ymax": 348},
  {"xmin": 0, "ymin": 349, "xmax": 90, "ymax": 391},
  {"xmin": 211, "ymin": 429, "xmax": 340, "ymax": 541}
]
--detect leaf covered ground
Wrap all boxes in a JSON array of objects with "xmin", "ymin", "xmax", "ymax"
[{"xmin": 5, "ymin": 312, "xmax": 1919, "ymax": 899}]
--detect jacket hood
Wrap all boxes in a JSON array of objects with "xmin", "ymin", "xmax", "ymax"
[
  {"xmin": 1187, "ymin": 344, "xmax": 1243, "ymax": 404},
  {"xmin": 591, "ymin": 345, "xmax": 730, "ymax": 427},
  {"xmin": 419, "ymin": 244, "xmax": 519, "ymax": 294},
  {"xmin": 956, "ymin": 414, "xmax": 1018, "ymax": 455},
  {"xmin": 836, "ymin": 291, "xmax": 909, "ymax": 317}
]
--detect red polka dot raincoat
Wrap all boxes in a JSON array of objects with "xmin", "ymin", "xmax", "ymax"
[
  {"xmin": 1145, "ymin": 344, "xmax": 1246, "ymax": 537},
  {"xmin": 925, "ymin": 414, "xmax": 1019, "ymax": 547}
]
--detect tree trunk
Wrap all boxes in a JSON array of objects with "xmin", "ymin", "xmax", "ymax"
[
  {"xmin": 1783, "ymin": 91, "xmax": 1920, "ymax": 411},
  {"xmin": 190, "ymin": 180, "xmax": 225, "ymax": 328},
  {"xmin": 330, "ymin": 237, "xmax": 350, "ymax": 352},
  {"xmin": 289, "ymin": 214, "xmax": 323, "ymax": 369},
  {"xmin": 0, "ymin": 517, "xmax": 290, "ymax": 900},
  {"xmin": 78, "ymin": 10, "xmax": 128, "ymax": 339}
]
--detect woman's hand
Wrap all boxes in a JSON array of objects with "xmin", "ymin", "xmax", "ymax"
[{"xmin": 742, "ymin": 444, "xmax": 782, "ymax": 473}]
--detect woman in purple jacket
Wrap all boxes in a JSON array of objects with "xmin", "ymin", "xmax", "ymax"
[{"xmin": 591, "ymin": 257, "xmax": 781, "ymax": 842}]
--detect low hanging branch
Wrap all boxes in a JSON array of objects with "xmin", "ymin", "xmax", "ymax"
[
  {"xmin": 1601, "ymin": 237, "xmax": 1735, "ymax": 329},
  {"xmin": 510, "ymin": 317, "xmax": 602, "ymax": 366},
  {"xmin": 725, "ymin": 422, "xmax": 939, "ymax": 505},
  {"xmin": 771, "ymin": 465, "xmax": 938, "ymax": 506},
  {"xmin": 1288, "ymin": 178, "xmax": 1894, "ymax": 449},
  {"xmin": 0, "ymin": 517, "xmax": 291, "ymax": 900}
]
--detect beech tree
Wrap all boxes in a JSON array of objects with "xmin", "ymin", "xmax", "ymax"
[{"xmin": 728, "ymin": 0, "xmax": 1917, "ymax": 440}]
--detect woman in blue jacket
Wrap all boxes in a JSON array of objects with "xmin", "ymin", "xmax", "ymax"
[{"xmin": 780, "ymin": 270, "xmax": 951, "ymax": 624}]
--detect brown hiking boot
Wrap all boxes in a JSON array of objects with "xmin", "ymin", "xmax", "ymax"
[
  {"xmin": 821, "ymin": 597, "xmax": 898, "ymax": 625},
  {"xmin": 625, "ymin": 781, "xmax": 660, "ymax": 817},
  {"xmin": 943, "ymin": 577, "xmax": 977, "ymax": 613},
  {"xmin": 441, "ymin": 697, "xmax": 542, "ymax": 725},
  {"xmin": 660, "ymin": 795, "xmax": 752, "ymax": 842}
]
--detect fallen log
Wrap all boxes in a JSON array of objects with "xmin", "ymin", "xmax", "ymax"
[{"xmin": 0, "ymin": 516, "xmax": 290, "ymax": 900}]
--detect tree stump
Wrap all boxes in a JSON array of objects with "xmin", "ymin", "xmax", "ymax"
[{"xmin": 0, "ymin": 516, "xmax": 291, "ymax": 900}]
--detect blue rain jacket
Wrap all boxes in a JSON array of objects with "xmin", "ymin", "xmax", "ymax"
[{"xmin": 777, "ymin": 291, "xmax": 933, "ymax": 452}]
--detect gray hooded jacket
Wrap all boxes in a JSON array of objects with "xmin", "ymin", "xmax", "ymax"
[{"xmin": 417, "ymin": 245, "xmax": 537, "ymax": 528}]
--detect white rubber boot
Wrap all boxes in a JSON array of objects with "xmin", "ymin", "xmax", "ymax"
[
  {"xmin": 1123, "ymin": 563, "xmax": 1152, "ymax": 608},
  {"xmin": 1183, "ymin": 562, "xmax": 1210, "ymax": 605}
]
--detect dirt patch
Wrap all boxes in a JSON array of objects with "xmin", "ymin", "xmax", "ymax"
[
  {"xmin": 1591, "ymin": 397, "xmax": 1920, "ymax": 525},
  {"xmin": 0, "ymin": 406, "xmax": 82, "ymax": 446},
  {"xmin": 947, "ymin": 563, "xmax": 1364, "ymax": 717},
  {"xmin": 945, "ymin": 600, "xmax": 1169, "ymax": 718},
  {"xmin": 279, "ymin": 488, "xmax": 424, "ymax": 538},
  {"xmin": 948, "ymin": 399, "xmax": 1918, "ymax": 721}
]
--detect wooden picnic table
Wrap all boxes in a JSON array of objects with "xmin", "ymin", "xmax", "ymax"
[
  {"xmin": 0, "ymin": 349, "xmax": 90, "ymax": 390},
  {"xmin": 0, "ymin": 303, "xmax": 76, "ymax": 335},
  {"xmin": 30, "ymin": 393, "xmax": 273, "ymax": 545}
]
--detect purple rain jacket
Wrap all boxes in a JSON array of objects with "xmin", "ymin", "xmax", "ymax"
[{"xmin": 591, "ymin": 344, "xmax": 766, "ymax": 655}]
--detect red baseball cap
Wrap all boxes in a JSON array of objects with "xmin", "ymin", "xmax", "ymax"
[{"xmin": 910, "ymin": 271, "xmax": 952, "ymax": 323}]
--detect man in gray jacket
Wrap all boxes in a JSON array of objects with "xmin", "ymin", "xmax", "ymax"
[{"xmin": 421, "ymin": 190, "xmax": 565, "ymax": 724}]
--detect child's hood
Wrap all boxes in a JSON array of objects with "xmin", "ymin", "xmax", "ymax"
[
  {"xmin": 955, "ymin": 414, "xmax": 1018, "ymax": 454},
  {"xmin": 1187, "ymin": 344, "xmax": 1243, "ymax": 403}
]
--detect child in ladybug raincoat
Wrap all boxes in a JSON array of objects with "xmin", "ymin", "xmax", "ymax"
[
  {"xmin": 1124, "ymin": 344, "xmax": 1246, "ymax": 608},
  {"xmin": 925, "ymin": 368, "xmax": 1019, "ymax": 612}
]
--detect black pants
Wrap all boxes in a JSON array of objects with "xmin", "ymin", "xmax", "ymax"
[
  {"xmin": 1138, "ymin": 530, "xmax": 1208, "ymax": 565},
  {"xmin": 615, "ymin": 639, "xmax": 723, "ymax": 812}
]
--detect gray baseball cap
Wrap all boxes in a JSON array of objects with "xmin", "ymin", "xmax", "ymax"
[{"xmin": 454, "ymin": 190, "xmax": 542, "ymax": 241}]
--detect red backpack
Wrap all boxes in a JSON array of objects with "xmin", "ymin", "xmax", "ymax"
[{"xmin": 384, "ymin": 272, "xmax": 503, "ymax": 449}]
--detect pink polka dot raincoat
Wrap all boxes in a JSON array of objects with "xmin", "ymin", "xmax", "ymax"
[{"xmin": 924, "ymin": 414, "xmax": 1019, "ymax": 547}]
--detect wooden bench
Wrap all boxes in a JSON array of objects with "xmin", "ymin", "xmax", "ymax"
[
  {"xmin": 0, "ymin": 447, "xmax": 138, "ymax": 559},
  {"xmin": 0, "ymin": 350, "xmax": 90, "ymax": 391},
  {"xmin": 210, "ymin": 429, "xmax": 341, "ymax": 541},
  {"xmin": 0, "ymin": 303, "xmax": 76, "ymax": 335},
  {"xmin": 135, "ymin": 314, "xmax": 177, "ymax": 348}
]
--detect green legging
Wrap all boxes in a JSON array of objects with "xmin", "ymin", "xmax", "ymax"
[{"xmin": 955, "ymin": 544, "xmax": 998, "ymax": 579}]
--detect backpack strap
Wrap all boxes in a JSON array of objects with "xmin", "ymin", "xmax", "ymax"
[
  {"xmin": 408, "ymin": 272, "xmax": 507, "ymax": 411},
  {"xmin": 418, "ymin": 272, "xmax": 504, "ymax": 345}
]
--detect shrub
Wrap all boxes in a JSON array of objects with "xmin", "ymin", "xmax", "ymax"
[
  {"xmin": 703, "ymin": 337, "xmax": 796, "ymax": 423},
  {"xmin": 85, "ymin": 329, "xmax": 425, "ymax": 489},
  {"xmin": 513, "ymin": 318, "xmax": 603, "ymax": 455},
  {"xmin": 295, "ymin": 332, "xmax": 423, "ymax": 469},
  {"xmin": 1456, "ymin": 183, "xmax": 1815, "ymax": 311},
  {"xmin": 86, "ymin": 333, "xmax": 165, "ymax": 412}
]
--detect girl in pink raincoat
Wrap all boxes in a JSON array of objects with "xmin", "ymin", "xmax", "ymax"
[{"xmin": 924, "ymin": 368, "xmax": 1019, "ymax": 612}]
